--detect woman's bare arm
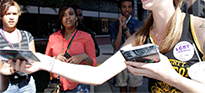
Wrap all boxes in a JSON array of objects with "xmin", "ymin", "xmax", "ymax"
[
  {"xmin": 8, "ymin": 33, "xmax": 138, "ymax": 85},
  {"xmin": 0, "ymin": 61, "xmax": 9, "ymax": 92},
  {"xmin": 0, "ymin": 73, "xmax": 9, "ymax": 92}
]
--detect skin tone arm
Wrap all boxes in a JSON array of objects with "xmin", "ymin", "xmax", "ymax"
[
  {"xmin": 0, "ymin": 73, "xmax": 9, "ymax": 92},
  {"xmin": 0, "ymin": 60, "xmax": 9, "ymax": 92},
  {"xmin": 9, "ymin": 50, "xmax": 127, "ymax": 86},
  {"xmin": 113, "ymin": 15, "xmax": 131, "ymax": 50},
  {"xmin": 6, "ymin": 32, "xmax": 135, "ymax": 85},
  {"xmin": 29, "ymin": 39, "xmax": 36, "ymax": 53}
]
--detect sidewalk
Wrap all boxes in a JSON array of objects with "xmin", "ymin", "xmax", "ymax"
[{"xmin": 94, "ymin": 44, "xmax": 149, "ymax": 93}]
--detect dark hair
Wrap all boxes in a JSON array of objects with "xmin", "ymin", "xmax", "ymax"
[
  {"xmin": 73, "ymin": 5, "xmax": 82, "ymax": 10},
  {"xmin": 0, "ymin": 0, "xmax": 21, "ymax": 17},
  {"xmin": 118, "ymin": 0, "xmax": 134, "ymax": 9},
  {"xmin": 58, "ymin": 4, "xmax": 77, "ymax": 30}
]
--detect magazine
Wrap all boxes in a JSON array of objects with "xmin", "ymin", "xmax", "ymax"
[
  {"xmin": 120, "ymin": 43, "xmax": 160, "ymax": 63},
  {"xmin": 0, "ymin": 49, "xmax": 40, "ymax": 64}
]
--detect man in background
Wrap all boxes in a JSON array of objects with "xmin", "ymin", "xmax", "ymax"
[{"xmin": 109, "ymin": 0, "xmax": 143, "ymax": 92}]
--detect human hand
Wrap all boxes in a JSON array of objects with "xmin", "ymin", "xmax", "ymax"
[
  {"xmin": 7, "ymin": 59, "xmax": 40, "ymax": 74},
  {"xmin": 56, "ymin": 53, "xmax": 67, "ymax": 62},
  {"xmin": 0, "ymin": 61, "xmax": 15, "ymax": 75},
  {"xmin": 67, "ymin": 54, "xmax": 86, "ymax": 64},
  {"xmin": 5, "ymin": 53, "xmax": 56, "ymax": 74},
  {"xmin": 126, "ymin": 53, "xmax": 179, "ymax": 81},
  {"xmin": 118, "ymin": 15, "xmax": 127, "ymax": 28}
]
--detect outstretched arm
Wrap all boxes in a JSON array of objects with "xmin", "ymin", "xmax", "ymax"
[
  {"xmin": 44, "ymin": 33, "xmax": 137, "ymax": 85},
  {"xmin": 50, "ymin": 51, "xmax": 126, "ymax": 85},
  {"xmin": 10, "ymin": 50, "xmax": 127, "ymax": 86},
  {"xmin": 7, "ymin": 33, "xmax": 138, "ymax": 86}
]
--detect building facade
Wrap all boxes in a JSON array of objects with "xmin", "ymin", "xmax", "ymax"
[
  {"xmin": 5, "ymin": 0, "xmax": 204, "ymax": 39},
  {"xmin": 11, "ymin": 0, "xmax": 148, "ymax": 39}
]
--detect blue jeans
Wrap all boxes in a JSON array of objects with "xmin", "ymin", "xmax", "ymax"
[
  {"xmin": 2, "ymin": 76, "xmax": 36, "ymax": 93},
  {"xmin": 61, "ymin": 84, "xmax": 90, "ymax": 93}
]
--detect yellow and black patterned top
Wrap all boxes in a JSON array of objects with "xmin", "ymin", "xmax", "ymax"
[{"xmin": 145, "ymin": 14, "xmax": 204, "ymax": 93}]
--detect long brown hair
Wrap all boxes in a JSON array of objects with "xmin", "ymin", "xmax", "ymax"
[{"xmin": 134, "ymin": 0, "xmax": 184, "ymax": 53}]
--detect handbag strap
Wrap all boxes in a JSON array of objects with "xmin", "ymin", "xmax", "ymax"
[
  {"xmin": 64, "ymin": 28, "xmax": 78, "ymax": 58},
  {"xmin": 51, "ymin": 29, "xmax": 78, "ymax": 80},
  {"xmin": 66, "ymin": 28, "xmax": 78, "ymax": 52}
]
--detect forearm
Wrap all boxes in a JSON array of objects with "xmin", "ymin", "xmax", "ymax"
[
  {"xmin": 0, "ymin": 74, "xmax": 9, "ymax": 92},
  {"xmin": 83, "ymin": 54, "xmax": 93, "ymax": 66},
  {"xmin": 122, "ymin": 26, "xmax": 131, "ymax": 38},
  {"xmin": 125, "ymin": 31, "xmax": 131, "ymax": 38},
  {"xmin": 165, "ymin": 73, "xmax": 205, "ymax": 92},
  {"xmin": 40, "ymin": 51, "xmax": 126, "ymax": 85},
  {"xmin": 113, "ymin": 27, "xmax": 123, "ymax": 50},
  {"xmin": 113, "ymin": 40, "xmax": 121, "ymax": 50},
  {"xmin": 29, "ymin": 40, "xmax": 36, "ymax": 53},
  {"xmin": 84, "ymin": 37, "xmax": 97, "ymax": 66}
]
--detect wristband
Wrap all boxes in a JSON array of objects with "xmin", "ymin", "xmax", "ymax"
[
  {"xmin": 122, "ymin": 27, "xmax": 129, "ymax": 32},
  {"xmin": 50, "ymin": 58, "xmax": 55, "ymax": 72}
]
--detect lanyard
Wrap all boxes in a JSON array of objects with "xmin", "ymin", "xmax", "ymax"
[
  {"xmin": 63, "ymin": 28, "xmax": 78, "ymax": 58},
  {"xmin": 1, "ymin": 28, "xmax": 21, "ymax": 49}
]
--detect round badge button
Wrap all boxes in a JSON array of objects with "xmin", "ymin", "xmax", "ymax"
[{"xmin": 173, "ymin": 41, "xmax": 194, "ymax": 61}]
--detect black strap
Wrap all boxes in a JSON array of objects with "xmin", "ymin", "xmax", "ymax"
[{"xmin": 63, "ymin": 28, "xmax": 78, "ymax": 58}]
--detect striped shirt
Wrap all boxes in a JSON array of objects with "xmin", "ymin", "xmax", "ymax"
[
  {"xmin": 0, "ymin": 29, "xmax": 33, "ymax": 50},
  {"xmin": 0, "ymin": 29, "xmax": 34, "ymax": 83}
]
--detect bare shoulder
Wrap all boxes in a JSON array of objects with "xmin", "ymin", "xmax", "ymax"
[
  {"xmin": 192, "ymin": 16, "xmax": 205, "ymax": 36},
  {"xmin": 192, "ymin": 16, "xmax": 205, "ymax": 29},
  {"xmin": 192, "ymin": 15, "xmax": 205, "ymax": 52}
]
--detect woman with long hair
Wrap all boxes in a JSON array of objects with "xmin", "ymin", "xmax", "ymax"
[
  {"xmin": 45, "ymin": 4, "xmax": 97, "ymax": 92},
  {"xmin": 125, "ymin": 0, "xmax": 205, "ymax": 92}
]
